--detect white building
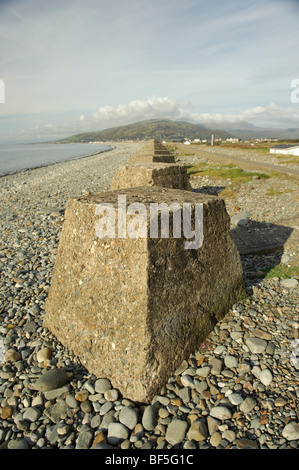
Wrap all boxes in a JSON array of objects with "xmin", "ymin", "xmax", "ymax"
[{"xmin": 270, "ymin": 145, "xmax": 299, "ymax": 156}]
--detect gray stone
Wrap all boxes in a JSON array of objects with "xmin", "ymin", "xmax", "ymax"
[
  {"xmin": 65, "ymin": 393, "xmax": 79, "ymax": 409},
  {"xmin": 76, "ymin": 426, "xmax": 94, "ymax": 449},
  {"xmin": 251, "ymin": 365, "xmax": 261, "ymax": 378},
  {"xmin": 23, "ymin": 406, "xmax": 41, "ymax": 423},
  {"xmin": 101, "ymin": 410, "xmax": 116, "ymax": 430},
  {"xmin": 282, "ymin": 422, "xmax": 299, "ymax": 441},
  {"xmin": 44, "ymin": 399, "xmax": 69, "ymax": 424},
  {"xmin": 119, "ymin": 406, "xmax": 139, "ymax": 430},
  {"xmin": 107, "ymin": 422, "xmax": 129, "ymax": 445},
  {"xmin": 245, "ymin": 337, "xmax": 268, "ymax": 354},
  {"xmin": 104, "ymin": 388, "xmax": 119, "ymax": 402},
  {"xmin": 44, "ymin": 384, "xmax": 71, "ymax": 400},
  {"xmin": 281, "ymin": 278, "xmax": 298, "ymax": 288},
  {"xmin": 95, "ymin": 378, "xmax": 112, "ymax": 393},
  {"xmin": 196, "ymin": 366, "xmax": 211, "ymax": 378},
  {"xmin": 209, "ymin": 357, "xmax": 223, "ymax": 375},
  {"xmin": 180, "ymin": 374, "xmax": 195, "ymax": 388},
  {"xmin": 259, "ymin": 369, "xmax": 273, "ymax": 386},
  {"xmin": 227, "ymin": 393, "xmax": 244, "ymax": 406},
  {"xmin": 213, "ymin": 345, "xmax": 226, "ymax": 355},
  {"xmin": 224, "ymin": 355, "xmax": 238, "ymax": 369},
  {"xmin": 238, "ymin": 362, "xmax": 251, "ymax": 374},
  {"xmin": 194, "ymin": 380, "xmax": 208, "ymax": 394},
  {"xmin": 142, "ymin": 405, "xmax": 157, "ymax": 431},
  {"xmin": 100, "ymin": 401, "xmax": 114, "ymax": 415},
  {"xmin": 34, "ymin": 368, "xmax": 68, "ymax": 392},
  {"xmin": 222, "ymin": 429, "xmax": 236, "ymax": 443},
  {"xmin": 179, "ymin": 386, "xmax": 191, "ymax": 403},
  {"xmin": 7, "ymin": 439, "xmax": 29, "ymax": 449},
  {"xmin": 210, "ymin": 406, "xmax": 232, "ymax": 420},
  {"xmin": 240, "ymin": 397, "xmax": 256, "ymax": 413},
  {"xmin": 166, "ymin": 419, "xmax": 189, "ymax": 445},
  {"xmin": 231, "ymin": 211, "xmax": 251, "ymax": 227}
]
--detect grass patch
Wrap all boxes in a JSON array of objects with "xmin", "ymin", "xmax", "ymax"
[
  {"xmin": 186, "ymin": 163, "xmax": 270, "ymax": 182},
  {"xmin": 265, "ymin": 186, "xmax": 293, "ymax": 196},
  {"xmin": 265, "ymin": 187, "xmax": 284, "ymax": 196},
  {"xmin": 276, "ymin": 155, "xmax": 299, "ymax": 164},
  {"xmin": 259, "ymin": 264, "xmax": 299, "ymax": 279}
]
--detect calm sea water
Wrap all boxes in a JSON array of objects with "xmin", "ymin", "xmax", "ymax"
[{"xmin": 0, "ymin": 142, "xmax": 113, "ymax": 177}]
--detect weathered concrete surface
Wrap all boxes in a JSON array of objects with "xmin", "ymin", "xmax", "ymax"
[
  {"xmin": 128, "ymin": 139, "xmax": 176, "ymax": 164},
  {"xmin": 110, "ymin": 162, "xmax": 192, "ymax": 191},
  {"xmin": 44, "ymin": 186, "xmax": 245, "ymax": 403},
  {"xmin": 128, "ymin": 153, "xmax": 176, "ymax": 164}
]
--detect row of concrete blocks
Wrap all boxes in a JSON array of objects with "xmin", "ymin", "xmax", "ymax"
[
  {"xmin": 44, "ymin": 140, "xmax": 245, "ymax": 402},
  {"xmin": 110, "ymin": 139, "xmax": 192, "ymax": 191}
]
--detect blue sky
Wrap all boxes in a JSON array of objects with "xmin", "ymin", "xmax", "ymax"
[{"xmin": 1, "ymin": 0, "xmax": 299, "ymax": 142}]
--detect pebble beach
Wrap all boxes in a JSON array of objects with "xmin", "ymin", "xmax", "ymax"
[{"xmin": 0, "ymin": 142, "xmax": 298, "ymax": 450}]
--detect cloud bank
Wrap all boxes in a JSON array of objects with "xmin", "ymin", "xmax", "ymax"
[{"xmin": 78, "ymin": 96, "xmax": 299, "ymax": 130}]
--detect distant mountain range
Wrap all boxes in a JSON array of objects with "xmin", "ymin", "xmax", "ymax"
[
  {"xmin": 57, "ymin": 119, "xmax": 232, "ymax": 142},
  {"xmin": 57, "ymin": 118, "xmax": 299, "ymax": 143},
  {"xmin": 200, "ymin": 121, "xmax": 299, "ymax": 140}
]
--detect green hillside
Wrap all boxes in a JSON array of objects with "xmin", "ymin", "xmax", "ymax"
[{"xmin": 57, "ymin": 119, "xmax": 232, "ymax": 142}]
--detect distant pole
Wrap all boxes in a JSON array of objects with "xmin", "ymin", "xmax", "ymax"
[{"xmin": 211, "ymin": 134, "xmax": 214, "ymax": 152}]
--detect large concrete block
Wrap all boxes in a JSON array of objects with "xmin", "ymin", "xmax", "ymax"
[
  {"xmin": 44, "ymin": 187, "xmax": 245, "ymax": 403},
  {"xmin": 128, "ymin": 139, "xmax": 176, "ymax": 164},
  {"xmin": 128, "ymin": 153, "xmax": 175, "ymax": 164},
  {"xmin": 110, "ymin": 162, "xmax": 192, "ymax": 191}
]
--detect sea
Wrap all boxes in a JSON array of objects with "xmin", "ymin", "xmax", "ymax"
[{"xmin": 0, "ymin": 142, "xmax": 113, "ymax": 177}]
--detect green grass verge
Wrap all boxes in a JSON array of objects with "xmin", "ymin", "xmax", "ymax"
[
  {"xmin": 259, "ymin": 264, "xmax": 299, "ymax": 279},
  {"xmin": 186, "ymin": 163, "xmax": 270, "ymax": 182}
]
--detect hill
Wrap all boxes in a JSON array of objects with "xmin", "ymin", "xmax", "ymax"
[
  {"xmin": 200, "ymin": 121, "xmax": 299, "ymax": 140},
  {"xmin": 57, "ymin": 119, "xmax": 233, "ymax": 143}
]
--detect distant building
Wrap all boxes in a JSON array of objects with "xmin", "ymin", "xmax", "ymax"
[{"xmin": 270, "ymin": 145, "xmax": 299, "ymax": 156}]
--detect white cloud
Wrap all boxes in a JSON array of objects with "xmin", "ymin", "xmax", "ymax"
[{"xmin": 78, "ymin": 96, "xmax": 299, "ymax": 130}]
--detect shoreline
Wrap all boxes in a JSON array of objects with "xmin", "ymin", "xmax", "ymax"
[{"xmin": 0, "ymin": 143, "xmax": 115, "ymax": 179}]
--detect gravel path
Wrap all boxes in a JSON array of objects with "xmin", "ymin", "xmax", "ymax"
[{"xmin": 0, "ymin": 142, "xmax": 298, "ymax": 450}]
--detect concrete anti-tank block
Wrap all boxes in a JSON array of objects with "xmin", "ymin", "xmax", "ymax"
[
  {"xmin": 44, "ymin": 186, "xmax": 245, "ymax": 402},
  {"xmin": 110, "ymin": 162, "xmax": 192, "ymax": 191}
]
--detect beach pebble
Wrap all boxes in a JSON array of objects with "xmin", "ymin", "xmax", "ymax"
[
  {"xmin": 224, "ymin": 355, "xmax": 238, "ymax": 369},
  {"xmin": 210, "ymin": 406, "xmax": 232, "ymax": 420},
  {"xmin": 245, "ymin": 337, "xmax": 268, "ymax": 354},
  {"xmin": 34, "ymin": 368, "xmax": 68, "ymax": 392},
  {"xmin": 119, "ymin": 406, "xmax": 139, "ymax": 430},
  {"xmin": 282, "ymin": 422, "xmax": 299, "ymax": 441},
  {"xmin": 259, "ymin": 369, "xmax": 273, "ymax": 386},
  {"xmin": 142, "ymin": 405, "xmax": 156, "ymax": 431},
  {"xmin": 166, "ymin": 419, "xmax": 189, "ymax": 445},
  {"xmin": 95, "ymin": 378, "xmax": 112, "ymax": 393},
  {"xmin": 281, "ymin": 278, "xmax": 298, "ymax": 288},
  {"xmin": 107, "ymin": 422, "xmax": 129, "ymax": 445}
]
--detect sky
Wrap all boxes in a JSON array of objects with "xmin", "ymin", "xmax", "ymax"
[{"xmin": 0, "ymin": 0, "xmax": 299, "ymax": 143}]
